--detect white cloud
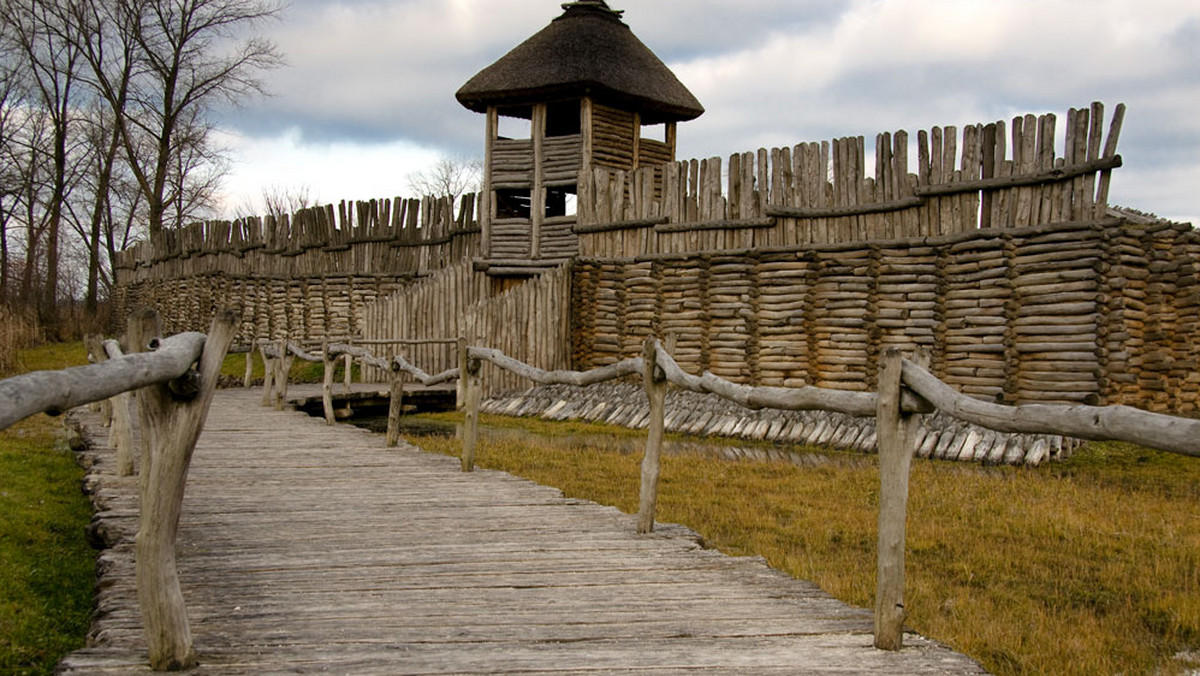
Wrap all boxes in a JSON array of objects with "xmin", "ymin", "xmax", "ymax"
[
  {"xmin": 216, "ymin": 0, "xmax": 1200, "ymax": 223},
  {"xmin": 215, "ymin": 127, "xmax": 442, "ymax": 215}
]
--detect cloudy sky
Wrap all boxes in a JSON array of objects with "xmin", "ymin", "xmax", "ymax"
[{"xmin": 213, "ymin": 0, "xmax": 1200, "ymax": 225}]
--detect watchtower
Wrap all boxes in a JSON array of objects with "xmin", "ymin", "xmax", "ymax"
[{"xmin": 456, "ymin": 0, "xmax": 703, "ymax": 279}]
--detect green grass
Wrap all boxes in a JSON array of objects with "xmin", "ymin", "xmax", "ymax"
[
  {"xmin": 219, "ymin": 351, "xmax": 359, "ymax": 385},
  {"xmin": 0, "ymin": 342, "xmax": 95, "ymax": 675},
  {"xmin": 408, "ymin": 412, "xmax": 1200, "ymax": 676}
]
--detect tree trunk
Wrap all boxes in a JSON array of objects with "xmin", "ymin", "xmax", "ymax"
[{"xmin": 86, "ymin": 124, "xmax": 122, "ymax": 314}]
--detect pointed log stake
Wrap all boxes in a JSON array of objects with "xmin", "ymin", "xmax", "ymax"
[
  {"xmin": 874, "ymin": 348, "xmax": 917, "ymax": 650},
  {"xmin": 637, "ymin": 337, "xmax": 668, "ymax": 534},
  {"xmin": 134, "ymin": 308, "xmax": 239, "ymax": 671}
]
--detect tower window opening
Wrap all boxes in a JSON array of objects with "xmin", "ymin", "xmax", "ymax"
[
  {"xmin": 495, "ymin": 188, "xmax": 532, "ymax": 219},
  {"xmin": 545, "ymin": 185, "xmax": 578, "ymax": 218},
  {"xmin": 545, "ymin": 100, "xmax": 582, "ymax": 137},
  {"xmin": 496, "ymin": 106, "xmax": 532, "ymax": 140}
]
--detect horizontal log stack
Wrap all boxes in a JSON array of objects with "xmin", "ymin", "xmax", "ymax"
[
  {"xmin": 480, "ymin": 382, "xmax": 1084, "ymax": 466},
  {"xmin": 572, "ymin": 218, "xmax": 1200, "ymax": 414}
]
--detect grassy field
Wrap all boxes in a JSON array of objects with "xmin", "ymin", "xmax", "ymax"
[
  {"xmin": 4, "ymin": 343, "xmax": 1199, "ymax": 674},
  {"xmin": 409, "ymin": 412, "xmax": 1200, "ymax": 676},
  {"xmin": 0, "ymin": 342, "xmax": 94, "ymax": 675}
]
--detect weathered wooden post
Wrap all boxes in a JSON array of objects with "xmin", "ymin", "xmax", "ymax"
[
  {"xmin": 103, "ymin": 341, "xmax": 137, "ymax": 477},
  {"xmin": 343, "ymin": 337, "xmax": 353, "ymax": 394},
  {"xmin": 637, "ymin": 337, "xmax": 667, "ymax": 534},
  {"xmin": 259, "ymin": 341, "xmax": 275, "ymax": 407},
  {"xmin": 874, "ymin": 347, "xmax": 916, "ymax": 650},
  {"xmin": 386, "ymin": 358, "xmax": 407, "ymax": 448},
  {"xmin": 85, "ymin": 335, "xmax": 136, "ymax": 476},
  {"xmin": 456, "ymin": 336, "xmax": 467, "ymax": 410},
  {"xmin": 83, "ymin": 335, "xmax": 112, "ymax": 420},
  {"xmin": 274, "ymin": 338, "xmax": 293, "ymax": 411},
  {"xmin": 133, "ymin": 308, "xmax": 239, "ymax": 670},
  {"xmin": 242, "ymin": 348, "xmax": 253, "ymax": 388},
  {"xmin": 321, "ymin": 341, "xmax": 336, "ymax": 425},
  {"xmin": 130, "ymin": 311, "xmax": 162, "ymax": 494},
  {"xmin": 460, "ymin": 345, "xmax": 482, "ymax": 472}
]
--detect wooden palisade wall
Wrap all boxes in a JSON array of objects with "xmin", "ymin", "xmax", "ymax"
[
  {"xmin": 576, "ymin": 103, "xmax": 1125, "ymax": 258},
  {"xmin": 112, "ymin": 194, "xmax": 480, "ymax": 343}
]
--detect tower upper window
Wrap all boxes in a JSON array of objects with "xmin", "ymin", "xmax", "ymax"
[{"xmin": 545, "ymin": 100, "xmax": 581, "ymax": 138}]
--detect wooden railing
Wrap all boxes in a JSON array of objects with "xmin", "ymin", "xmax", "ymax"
[
  {"xmin": 256, "ymin": 337, "xmax": 459, "ymax": 446},
  {"xmin": 0, "ymin": 308, "xmax": 238, "ymax": 671},
  {"xmin": 454, "ymin": 336, "xmax": 1200, "ymax": 652}
]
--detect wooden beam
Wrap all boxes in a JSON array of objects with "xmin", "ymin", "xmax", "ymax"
[{"xmin": 901, "ymin": 358, "xmax": 1200, "ymax": 458}]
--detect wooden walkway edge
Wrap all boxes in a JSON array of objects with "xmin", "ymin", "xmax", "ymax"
[{"xmin": 60, "ymin": 389, "xmax": 987, "ymax": 674}]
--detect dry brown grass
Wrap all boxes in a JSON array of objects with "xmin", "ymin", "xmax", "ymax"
[
  {"xmin": 408, "ymin": 414, "xmax": 1200, "ymax": 676},
  {"xmin": 0, "ymin": 307, "xmax": 43, "ymax": 375}
]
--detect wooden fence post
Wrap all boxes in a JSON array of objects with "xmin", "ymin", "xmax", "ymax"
[
  {"xmin": 129, "ymin": 311, "xmax": 162, "ymax": 495},
  {"xmin": 274, "ymin": 338, "xmax": 292, "ymax": 411},
  {"xmin": 456, "ymin": 336, "xmax": 466, "ymax": 410},
  {"xmin": 134, "ymin": 308, "xmax": 239, "ymax": 670},
  {"xmin": 637, "ymin": 337, "xmax": 667, "ymax": 534},
  {"xmin": 259, "ymin": 342, "xmax": 275, "ymax": 407},
  {"xmin": 461, "ymin": 347, "xmax": 482, "ymax": 472},
  {"xmin": 386, "ymin": 359, "xmax": 406, "ymax": 448},
  {"xmin": 321, "ymin": 342, "xmax": 336, "ymax": 425},
  {"xmin": 104, "ymin": 341, "xmax": 137, "ymax": 477},
  {"xmin": 86, "ymin": 335, "xmax": 136, "ymax": 476},
  {"xmin": 874, "ymin": 347, "xmax": 916, "ymax": 650},
  {"xmin": 242, "ymin": 349, "xmax": 253, "ymax": 388}
]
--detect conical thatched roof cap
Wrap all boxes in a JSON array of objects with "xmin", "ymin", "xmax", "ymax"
[{"xmin": 456, "ymin": 1, "xmax": 704, "ymax": 124}]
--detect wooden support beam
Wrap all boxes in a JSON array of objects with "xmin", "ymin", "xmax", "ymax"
[{"xmin": 901, "ymin": 358, "xmax": 1200, "ymax": 458}]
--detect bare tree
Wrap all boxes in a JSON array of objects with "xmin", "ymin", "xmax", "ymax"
[
  {"xmin": 1, "ymin": 0, "xmax": 86, "ymax": 336},
  {"xmin": 72, "ymin": 0, "xmax": 283, "ymax": 237},
  {"xmin": 406, "ymin": 155, "xmax": 482, "ymax": 204}
]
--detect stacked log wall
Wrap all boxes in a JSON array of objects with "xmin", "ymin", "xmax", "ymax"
[
  {"xmin": 572, "ymin": 219, "xmax": 1200, "ymax": 413},
  {"xmin": 111, "ymin": 194, "xmax": 481, "ymax": 344}
]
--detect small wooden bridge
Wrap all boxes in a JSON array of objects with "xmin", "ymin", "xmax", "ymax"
[{"xmin": 60, "ymin": 387, "xmax": 985, "ymax": 675}]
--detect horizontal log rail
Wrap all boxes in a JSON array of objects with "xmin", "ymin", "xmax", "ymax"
[
  {"xmin": 0, "ymin": 308, "xmax": 238, "ymax": 671},
  {"xmin": 0, "ymin": 331, "xmax": 206, "ymax": 431},
  {"xmin": 255, "ymin": 338, "xmax": 460, "ymax": 447},
  {"xmin": 450, "ymin": 337, "xmax": 1199, "ymax": 656}
]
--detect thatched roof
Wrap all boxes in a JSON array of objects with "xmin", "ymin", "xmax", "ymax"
[{"xmin": 456, "ymin": 1, "xmax": 704, "ymax": 124}]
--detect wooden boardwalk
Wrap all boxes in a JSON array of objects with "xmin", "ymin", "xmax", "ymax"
[{"xmin": 61, "ymin": 388, "xmax": 986, "ymax": 675}]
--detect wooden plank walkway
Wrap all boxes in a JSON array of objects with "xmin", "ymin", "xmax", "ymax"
[{"xmin": 60, "ymin": 388, "xmax": 987, "ymax": 674}]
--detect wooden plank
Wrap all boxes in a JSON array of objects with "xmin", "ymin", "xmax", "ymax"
[{"xmin": 63, "ymin": 389, "xmax": 986, "ymax": 675}]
